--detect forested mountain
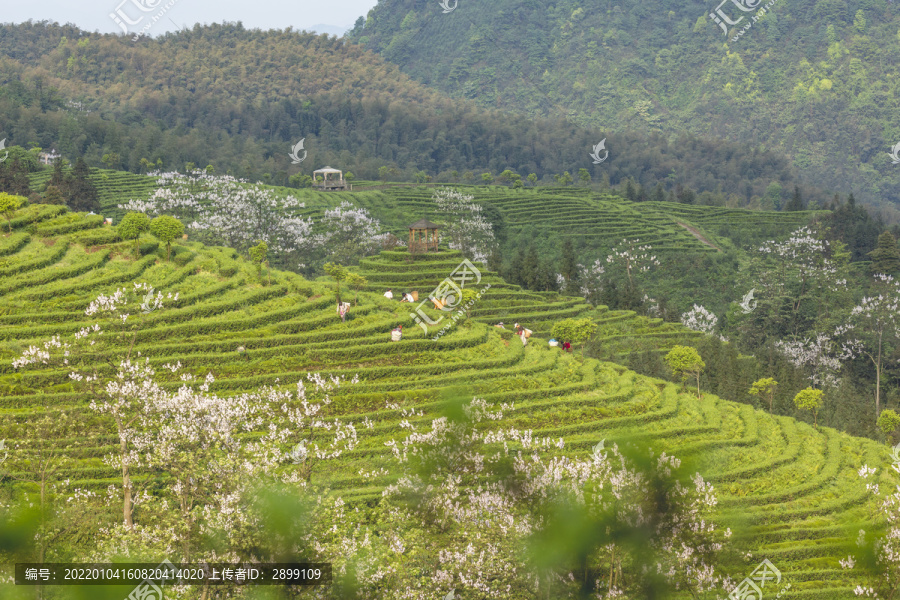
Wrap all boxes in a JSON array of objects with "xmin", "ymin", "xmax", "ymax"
[
  {"xmin": 0, "ymin": 21, "xmax": 832, "ymax": 206},
  {"xmin": 349, "ymin": 0, "xmax": 900, "ymax": 218}
]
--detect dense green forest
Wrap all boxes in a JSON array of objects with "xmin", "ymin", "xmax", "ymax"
[
  {"xmin": 349, "ymin": 0, "xmax": 900, "ymax": 218},
  {"xmin": 0, "ymin": 21, "xmax": 838, "ymax": 208}
]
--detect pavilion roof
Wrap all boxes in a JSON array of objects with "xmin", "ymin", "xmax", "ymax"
[{"xmin": 409, "ymin": 218, "xmax": 441, "ymax": 229}]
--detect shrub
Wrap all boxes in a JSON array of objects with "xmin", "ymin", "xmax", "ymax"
[
  {"xmin": 664, "ymin": 345, "xmax": 705, "ymax": 399},
  {"xmin": 878, "ymin": 409, "xmax": 900, "ymax": 444},
  {"xmin": 0, "ymin": 192, "xmax": 27, "ymax": 233},
  {"xmin": 748, "ymin": 377, "xmax": 778, "ymax": 412},
  {"xmin": 551, "ymin": 317, "xmax": 598, "ymax": 357},
  {"xmin": 118, "ymin": 212, "xmax": 151, "ymax": 258},
  {"xmin": 793, "ymin": 388, "xmax": 824, "ymax": 428},
  {"xmin": 149, "ymin": 215, "xmax": 184, "ymax": 261}
]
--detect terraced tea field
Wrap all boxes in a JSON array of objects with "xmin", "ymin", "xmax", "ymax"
[
  {"xmin": 0, "ymin": 204, "xmax": 888, "ymax": 598},
  {"xmin": 343, "ymin": 185, "xmax": 823, "ymax": 253},
  {"xmin": 353, "ymin": 248, "xmax": 701, "ymax": 355},
  {"xmin": 26, "ymin": 166, "xmax": 820, "ymax": 257},
  {"xmin": 28, "ymin": 168, "xmax": 159, "ymax": 217}
]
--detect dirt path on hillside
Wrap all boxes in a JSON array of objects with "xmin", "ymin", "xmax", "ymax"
[{"xmin": 677, "ymin": 222, "xmax": 721, "ymax": 251}]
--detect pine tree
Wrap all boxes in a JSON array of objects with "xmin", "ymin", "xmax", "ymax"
[
  {"xmin": 560, "ymin": 239, "xmax": 578, "ymax": 286},
  {"xmin": 505, "ymin": 247, "xmax": 526, "ymax": 287},
  {"xmin": 785, "ymin": 186, "xmax": 805, "ymax": 211},
  {"xmin": 48, "ymin": 157, "xmax": 66, "ymax": 189},
  {"xmin": 0, "ymin": 158, "xmax": 32, "ymax": 196},
  {"xmin": 869, "ymin": 231, "xmax": 900, "ymax": 275},
  {"xmin": 66, "ymin": 157, "xmax": 100, "ymax": 213},
  {"xmin": 523, "ymin": 246, "xmax": 540, "ymax": 290},
  {"xmin": 42, "ymin": 185, "xmax": 65, "ymax": 205},
  {"xmin": 625, "ymin": 179, "xmax": 636, "ymax": 202},
  {"xmin": 677, "ymin": 187, "xmax": 696, "ymax": 204},
  {"xmin": 636, "ymin": 184, "xmax": 647, "ymax": 202}
]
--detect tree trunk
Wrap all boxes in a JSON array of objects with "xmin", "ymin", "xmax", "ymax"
[
  {"xmin": 876, "ymin": 330, "xmax": 883, "ymax": 417},
  {"xmin": 123, "ymin": 463, "xmax": 133, "ymax": 530},
  {"xmin": 181, "ymin": 491, "xmax": 192, "ymax": 562},
  {"xmin": 117, "ymin": 417, "xmax": 134, "ymax": 531},
  {"xmin": 39, "ymin": 472, "xmax": 46, "ymax": 565}
]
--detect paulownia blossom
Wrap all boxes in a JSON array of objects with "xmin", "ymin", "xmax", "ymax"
[
  {"xmin": 842, "ymin": 465, "xmax": 900, "ymax": 597},
  {"xmin": 432, "ymin": 188, "xmax": 496, "ymax": 263},
  {"xmin": 308, "ymin": 397, "xmax": 731, "ymax": 599},
  {"xmin": 681, "ymin": 304, "xmax": 720, "ymax": 337}
]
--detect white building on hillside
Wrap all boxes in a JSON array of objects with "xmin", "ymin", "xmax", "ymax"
[{"xmin": 39, "ymin": 151, "xmax": 61, "ymax": 165}]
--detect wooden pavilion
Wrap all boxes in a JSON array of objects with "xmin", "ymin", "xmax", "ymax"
[
  {"xmin": 313, "ymin": 166, "xmax": 350, "ymax": 191},
  {"xmin": 408, "ymin": 219, "xmax": 441, "ymax": 253}
]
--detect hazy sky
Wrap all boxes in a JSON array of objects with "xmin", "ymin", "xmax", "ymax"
[{"xmin": 2, "ymin": 0, "xmax": 379, "ymax": 36}]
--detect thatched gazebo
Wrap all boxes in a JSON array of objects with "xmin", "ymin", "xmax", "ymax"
[
  {"xmin": 313, "ymin": 166, "xmax": 349, "ymax": 191},
  {"xmin": 408, "ymin": 218, "xmax": 441, "ymax": 253}
]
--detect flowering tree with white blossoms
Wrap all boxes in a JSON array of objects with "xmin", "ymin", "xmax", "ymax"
[
  {"xmin": 123, "ymin": 171, "xmax": 393, "ymax": 273},
  {"xmin": 13, "ymin": 283, "xmax": 177, "ymax": 531},
  {"xmin": 681, "ymin": 304, "xmax": 720, "ymax": 336},
  {"xmin": 432, "ymin": 187, "xmax": 497, "ymax": 263},
  {"xmin": 579, "ymin": 259, "xmax": 606, "ymax": 305},
  {"xmin": 775, "ymin": 333, "xmax": 846, "ymax": 389},
  {"xmin": 12, "ymin": 282, "xmax": 360, "ymax": 553},
  {"xmin": 607, "ymin": 239, "xmax": 661, "ymax": 287},
  {"xmin": 756, "ymin": 226, "xmax": 849, "ymax": 302},
  {"xmin": 307, "ymin": 397, "xmax": 732, "ymax": 599},
  {"xmin": 94, "ymin": 366, "xmax": 359, "ymax": 566},
  {"xmin": 120, "ymin": 170, "xmax": 315, "ymax": 267},
  {"xmin": 310, "ymin": 201, "xmax": 392, "ymax": 267},
  {"xmin": 841, "ymin": 463, "xmax": 900, "ymax": 597},
  {"xmin": 578, "ymin": 245, "xmax": 661, "ymax": 310},
  {"xmin": 834, "ymin": 274, "xmax": 900, "ymax": 416},
  {"xmin": 746, "ymin": 226, "xmax": 850, "ymax": 340}
]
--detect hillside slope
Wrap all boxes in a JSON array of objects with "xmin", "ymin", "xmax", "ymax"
[
  {"xmin": 26, "ymin": 168, "xmax": 824, "ymax": 319},
  {"xmin": 0, "ymin": 22, "xmax": 830, "ymax": 205},
  {"xmin": 0, "ymin": 204, "xmax": 892, "ymax": 597},
  {"xmin": 350, "ymin": 0, "xmax": 900, "ymax": 214}
]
